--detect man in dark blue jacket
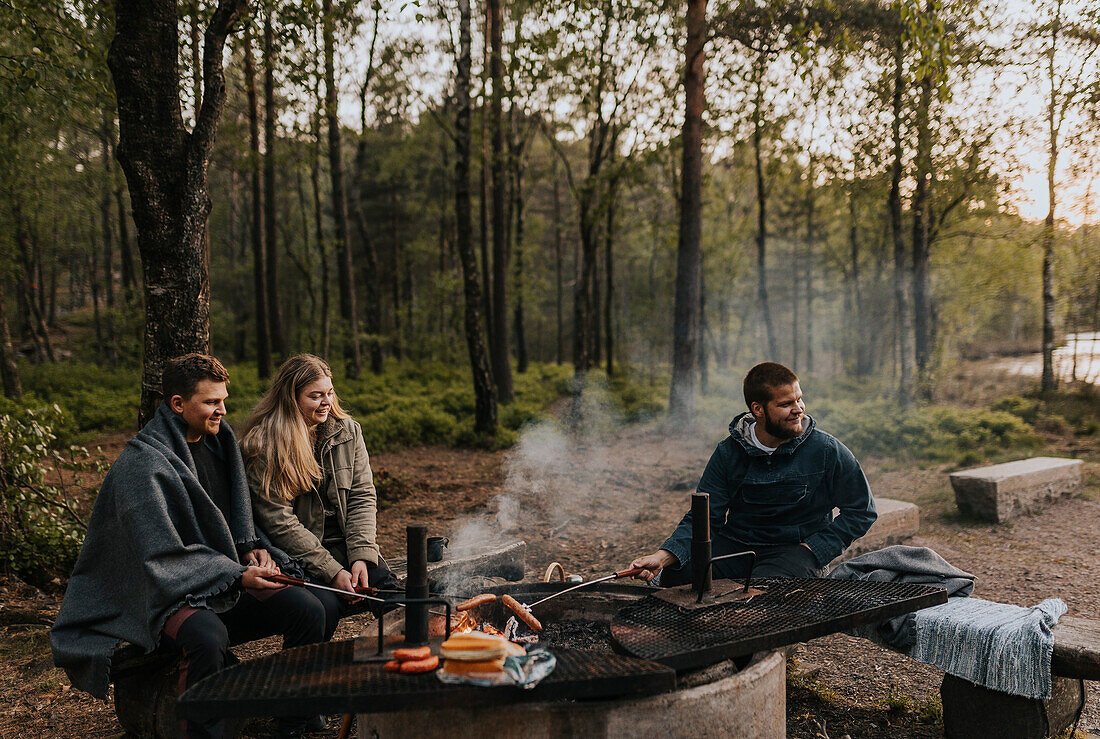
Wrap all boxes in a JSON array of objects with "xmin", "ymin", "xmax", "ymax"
[{"xmin": 632, "ymin": 362, "xmax": 877, "ymax": 583}]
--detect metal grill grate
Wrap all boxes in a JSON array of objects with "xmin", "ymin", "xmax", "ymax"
[
  {"xmin": 178, "ymin": 640, "xmax": 676, "ymax": 721},
  {"xmin": 611, "ymin": 577, "xmax": 947, "ymax": 671}
]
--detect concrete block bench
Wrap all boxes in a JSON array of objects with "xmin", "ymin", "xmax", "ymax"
[
  {"xmin": 950, "ymin": 457, "xmax": 1083, "ymax": 523},
  {"xmin": 829, "ymin": 497, "xmax": 920, "ymax": 567}
]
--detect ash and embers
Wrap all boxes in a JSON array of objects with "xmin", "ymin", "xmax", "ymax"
[{"xmin": 535, "ymin": 619, "xmax": 615, "ymax": 654}]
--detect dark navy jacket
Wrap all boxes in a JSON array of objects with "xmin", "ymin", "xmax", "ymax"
[{"xmin": 660, "ymin": 412, "xmax": 877, "ymax": 568}]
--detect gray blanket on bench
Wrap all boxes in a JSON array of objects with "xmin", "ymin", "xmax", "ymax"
[
  {"xmin": 829, "ymin": 545, "xmax": 1066, "ymax": 699},
  {"xmin": 828, "ymin": 545, "xmax": 975, "ymax": 649},
  {"xmin": 911, "ymin": 597, "xmax": 1066, "ymax": 699}
]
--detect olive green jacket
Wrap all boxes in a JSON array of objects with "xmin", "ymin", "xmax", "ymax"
[{"xmin": 249, "ymin": 417, "xmax": 381, "ymax": 583}]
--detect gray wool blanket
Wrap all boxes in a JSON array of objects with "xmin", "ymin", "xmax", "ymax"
[
  {"xmin": 829, "ymin": 545, "xmax": 1065, "ymax": 699},
  {"xmin": 911, "ymin": 597, "xmax": 1066, "ymax": 699},
  {"xmin": 828, "ymin": 545, "xmax": 975, "ymax": 649},
  {"xmin": 50, "ymin": 403, "xmax": 269, "ymax": 699}
]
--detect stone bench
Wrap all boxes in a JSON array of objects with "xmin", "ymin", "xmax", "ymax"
[
  {"xmin": 829, "ymin": 497, "xmax": 920, "ymax": 567},
  {"xmin": 949, "ymin": 457, "xmax": 1083, "ymax": 523}
]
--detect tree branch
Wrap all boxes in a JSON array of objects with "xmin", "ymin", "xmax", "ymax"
[{"xmin": 191, "ymin": 0, "xmax": 249, "ymax": 161}]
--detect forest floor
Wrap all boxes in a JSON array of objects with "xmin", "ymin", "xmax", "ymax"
[{"xmin": 1, "ymin": 369, "xmax": 1098, "ymax": 738}]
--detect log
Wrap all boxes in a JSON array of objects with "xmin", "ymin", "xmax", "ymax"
[
  {"xmin": 1052, "ymin": 616, "xmax": 1100, "ymax": 681},
  {"xmin": 387, "ymin": 540, "xmax": 526, "ymax": 591}
]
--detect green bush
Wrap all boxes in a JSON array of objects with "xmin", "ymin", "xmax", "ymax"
[
  {"xmin": 990, "ymin": 395, "xmax": 1040, "ymax": 424},
  {"xmin": 811, "ymin": 399, "xmax": 1041, "ymax": 464},
  {"xmin": 19, "ymin": 362, "xmax": 140, "ymax": 438},
  {"xmin": 0, "ymin": 399, "xmax": 104, "ymax": 583}
]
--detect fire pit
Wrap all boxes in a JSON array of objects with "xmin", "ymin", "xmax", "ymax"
[
  {"xmin": 179, "ymin": 504, "xmax": 947, "ymax": 738},
  {"xmin": 356, "ymin": 581, "xmax": 789, "ymax": 738}
]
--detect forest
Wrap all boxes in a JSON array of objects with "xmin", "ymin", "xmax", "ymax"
[{"xmin": 1, "ymin": 0, "xmax": 1099, "ymax": 735}]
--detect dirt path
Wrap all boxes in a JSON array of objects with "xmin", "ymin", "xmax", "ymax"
[{"xmin": 1, "ymin": 414, "xmax": 1096, "ymax": 738}]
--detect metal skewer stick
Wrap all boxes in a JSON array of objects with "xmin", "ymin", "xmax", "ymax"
[
  {"xmin": 269, "ymin": 574, "xmax": 386, "ymax": 603},
  {"xmin": 525, "ymin": 567, "xmax": 644, "ymax": 609}
]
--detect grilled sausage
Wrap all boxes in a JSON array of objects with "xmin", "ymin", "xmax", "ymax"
[
  {"xmin": 501, "ymin": 594, "xmax": 542, "ymax": 632},
  {"xmin": 398, "ymin": 655, "xmax": 440, "ymax": 673},
  {"xmin": 383, "ymin": 660, "xmax": 401, "ymax": 672},
  {"xmin": 393, "ymin": 646, "xmax": 432, "ymax": 662},
  {"xmin": 456, "ymin": 594, "xmax": 497, "ymax": 611}
]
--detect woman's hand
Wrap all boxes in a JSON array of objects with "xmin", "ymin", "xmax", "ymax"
[
  {"xmin": 241, "ymin": 565, "xmax": 283, "ymax": 590},
  {"xmin": 350, "ymin": 560, "xmax": 371, "ymax": 590},
  {"xmin": 330, "ymin": 569, "xmax": 357, "ymax": 599}
]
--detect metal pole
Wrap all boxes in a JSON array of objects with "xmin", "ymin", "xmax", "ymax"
[
  {"xmin": 404, "ymin": 524, "xmax": 429, "ymax": 645},
  {"xmin": 691, "ymin": 492, "xmax": 711, "ymax": 602}
]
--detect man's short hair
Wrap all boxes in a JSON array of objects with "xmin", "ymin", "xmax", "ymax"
[
  {"xmin": 162, "ymin": 354, "xmax": 230, "ymax": 401},
  {"xmin": 743, "ymin": 362, "xmax": 799, "ymax": 409}
]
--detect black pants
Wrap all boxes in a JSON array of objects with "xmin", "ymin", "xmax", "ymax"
[
  {"xmin": 164, "ymin": 587, "xmax": 327, "ymax": 738},
  {"xmin": 309, "ymin": 558, "xmax": 400, "ymax": 640},
  {"xmin": 659, "ymin": 538, "xmax": 822, "ymax": 586}
]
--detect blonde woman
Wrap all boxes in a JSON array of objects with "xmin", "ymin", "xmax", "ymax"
[{"xmin": 240, "ymin": 354, "xmax": 397, "ymax": 637}]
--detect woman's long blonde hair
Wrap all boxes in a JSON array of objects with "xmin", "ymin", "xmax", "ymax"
[{"xmin": 240, "ymin": 354, "xmax": 348, "ymax": 501}]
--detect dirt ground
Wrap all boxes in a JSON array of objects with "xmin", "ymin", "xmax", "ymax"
[{"xmin": 1, "ymin": 397, "xmax": 1098, "ymax": 738}]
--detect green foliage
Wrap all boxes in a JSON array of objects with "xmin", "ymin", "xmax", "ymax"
[
  {"xmin": 813, "ymin": 398, "xmax": 1041, "ymax": 465},
  {"xmin": 989, "ymin": 395, "xmax": 1040, "ymax": 424},
  {"xmin": 0, "ymin": 399, "xmax": 104, "ymax": 584},
  {"xmin": 18, "ymin": 362, "xmax": 140, "ymax": 439}
]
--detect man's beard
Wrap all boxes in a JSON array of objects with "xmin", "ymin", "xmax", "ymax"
[{"xmin": 763, "ymin": 409, "xmax": 802, "ymax": 441}]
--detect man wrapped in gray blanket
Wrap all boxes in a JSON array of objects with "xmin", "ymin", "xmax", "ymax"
[{"xmin": 51, "ymin": 354, "xmax": 329, "ymax": 738}]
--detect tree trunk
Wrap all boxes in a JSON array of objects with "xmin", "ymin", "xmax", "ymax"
[
  {"xmin": 751, "ymin": 55, "xmax": 778, "ymax": 360},
  {"xmin": 848, "ymin": 181, "xmax": 868, "ymax": 375},
  {"xmin": 604, "ymin": 172, "xmax": 615, "ymax": 379},
  {"xmin": 263, "ymin": 9, "xmax": 285, "ymax": 360},
  {"xmin": 488, "ymin": 0, "xmax": 512, "ymax": 401},
  {"xmin": 699, "ymin": 263, "xmax": 708, "ymax": 394},
  {"xmin": 189, "ymin": 0, "xmax": 202, "ymax": 122},
  {"xmin": 322, "ymin": 0, "xmax": 362, "ymax": 378},
  {"xmin": 455, "ymin": 0, "xmax": 497, "ymax": 434},
  {"xmin": 911, "ymin": 69, "xmax": 934, "ymax": 397},
  {"xmin": 110, "ymin": 0, "xmax": 246, "ymax": 423},
  {"xmin": 89, "ymin": 245, "xmax": 104, "ymax": 362},
  {"xmin": 805, "ymin": 154, "xmax": 815, "ymax": 374},
  {"xmin": 293, "ymin": 169, "xmax": 318, "ymax": 350},
  {"xmin": 310, "ymin": 103, "xmax": 331, "ymax": 360},
  {"xmin": 1041, "ymin": 4, "xmax": 1061, "ymax": 392},
  {"xmin": 390, "ymin": 187, "xmax": 402, "ymax": 360},
  {"xmin": 669, "ymin": 0, "xmax": 706, "ymax": 422},
  {"xmin": 0, "ymin": 276, "xmax": 21, "ymax": 398},
  {"xmin": 115, "ymin": 181, "xmax": 137, "ymax": 302},
  {"xmin": 353, "ymin": 14, "xmax": 385, "ymax": 373},
  {"xmin": 513, "ymin": 136, "xmax": 528, "ymax": 374},
  {"xmin": 553, "ymin": 161, "xmax": 564, "ymax": 365},
  {"xmin": 12, "ymin": 199, "xmax": 55, "ymax": 363},
  {"xmin": 99, "ymin": 120, "xmax": 118, "ymax": 364},
  {"xmin": 480, "ymin": 6, "xmax": 493, "ymax": 353},
  {"xmin": 888, "ymin": 38, "xmax": 913, "ymax": 405},
  {"xmin": 244, "ymin": 24, "xmax": 271, "ymax": 378},
  {"xmin": 574, "ymin": 201, "xmax": 597, "ymax": 373}
]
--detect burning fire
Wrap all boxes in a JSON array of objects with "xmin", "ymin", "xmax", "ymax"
[{"xmin": 453, "ymin": 610, "xmax": 505, "ymax": 636}]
